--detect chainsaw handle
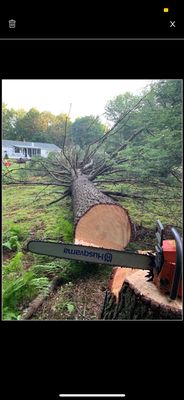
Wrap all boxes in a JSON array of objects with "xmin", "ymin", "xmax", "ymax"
[
  {"xmin": 156, "ymin": 219, "xmax": 164, "ymax": 247},
  {"xmin": 170, "ymin": 227, "xmax": 182, "ymax": 300}
]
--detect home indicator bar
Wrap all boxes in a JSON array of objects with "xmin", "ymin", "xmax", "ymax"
[{"xmin": 59, "ymin": 395, "xmax": 126, "ymax": 398}]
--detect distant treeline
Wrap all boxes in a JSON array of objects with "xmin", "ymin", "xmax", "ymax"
[{"xmin": 2, "ymin": 105, "xmax": 106, "ymax": 148}]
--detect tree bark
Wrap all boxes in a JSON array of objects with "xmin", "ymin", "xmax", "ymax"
[
  {"xmin": 72, "ymin": 174, "xmax": 131, "ymax": 250},
  {"xmin": 101, "ymin": 267, "xmax": 182, "ymax": 320}
]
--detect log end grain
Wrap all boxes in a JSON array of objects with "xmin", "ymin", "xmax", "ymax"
[{"xmin": 75, "ymin": 204, "xmax": 131, "ymax": 249}]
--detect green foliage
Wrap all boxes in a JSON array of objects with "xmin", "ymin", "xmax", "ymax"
[
  {"xmin": 20, "ymin": 157, "xmax": 47, "ymax": 179},
  {"xmin": 2, "ymin": 103, "xmax": 19, "ymax": 140},
  {"xmin": 3, "ymin": 236, "xmax": 20, "ymax": 251},
  {"xmin": 66, "ymin": 303, "xmax": 75, "ymax": 313},
  {"xmin": 104, "ymin": 80, "xmax": 182, "ymax": 180},
  {"xmin": 31, "ymin": 258, "xmax": 101, "ymax": 283},
  {"xmin": 5, "ymin": 225, "xmax": 25, "ymax": 239},
  {"xmin": 2, "ymin": 252, "xmax": 49, "ymax": 320},
  {"xmin": 3, "ymin": 252, "xmax": 23, "ymax": 275},
  {"xmin": 2, "ymin": 104, "xmax": 72, "ymax": 147},
  {"xmin": 105, "ymin": 92, "xmax": 141, "ymax": 125},
  {"xmin": 47, "ymin": 113, "xmax": 72, "ymax": 148},
  {"xmin": 60, "ymin": 218, "xmax": 73, "ymax": 242},
  {"xmin": 15, "ymin": 108, "xmax": 44, "ymax": 142},
  {"xmin": 3, "ymin": 226, "xmax": 23, "ymax": 251},
  {"xmin": 56, "ymin": 298, "xmax": 75, "ymax": 314},
  {"xmin": 70, "ymin": 115, "xmax": 106, "ymax": 148},
  {"xmin": 60, "ymin": 260, "xmax": 101, "ymax": 283},
  {"xmin": 3, "ymin": 308, "xmax": 21, "ymax": 320},
  {"xmin": 55, "ymin": 215, "xmax": 73, "ymax": 242},
  {"xmin": 3, "ymin": 271, "xmax": 49, "ymax": 309},
  {"xmin": 31, "ymin": 260, "xmax": 67, "ymax": 277}
]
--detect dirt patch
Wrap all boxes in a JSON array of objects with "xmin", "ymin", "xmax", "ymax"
[
  {"xmin": 30, "ymin": 273, "xmax": 108, "ymax": 320},
  {"xmin": 2, "ymin": 251, "xmax": 13, "ymax": 264}
]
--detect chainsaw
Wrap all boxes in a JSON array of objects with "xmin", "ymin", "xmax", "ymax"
[{"xmin": 27, "ymin": 220, "xmax": 182, "ymax": 300}]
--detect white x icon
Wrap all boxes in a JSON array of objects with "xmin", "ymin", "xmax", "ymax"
[{"xmin": 170, "ymin": 21, "xmax": 176, "ymax": 27}]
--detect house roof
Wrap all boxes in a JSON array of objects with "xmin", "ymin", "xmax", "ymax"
[{"xmin": 2, "ymin": 139, "xmax": 61, "ymax": 151}]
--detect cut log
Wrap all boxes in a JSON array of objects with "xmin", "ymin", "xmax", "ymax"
[
  {"xmin": 101, "ymin": 267, "xmax": 182, "ymax": 320},
  {"xmin": 72, "ymin": 174, "xmax": 131, "ymax": 249}
]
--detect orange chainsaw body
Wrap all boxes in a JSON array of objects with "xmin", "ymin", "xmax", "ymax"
[{"xmin": 155, "ymin": 240, "xmax": 182, "ymax": 297}]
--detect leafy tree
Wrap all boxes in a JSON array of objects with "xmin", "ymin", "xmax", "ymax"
[
  {"xmin": 70, "ymin": 115, "xmax": 106, "ymax": 148},
  {"xmin": 39, "ymin": 111, "xmax": 56, "ymax": 134},
  {"xmin": 47, "ymin": 113, "xmax": 72, "ymax": 147},
  {"xmin": 3, "ymin": 106, "xmax": 72, "ymax": 146},
  {"xmin": 2, "ymin": 103, "xmax": 18, "ymax": 139},
  {"xmin": 105, "ymin": 92, "xmax": 141, "ymax": 123},
  {"xmin": 104, "ymin": 80, "xmax": 182, "ymax": 180},
  {"xmin": 14, "ymin": 107, "xmax": 45, "ymax": 142}
]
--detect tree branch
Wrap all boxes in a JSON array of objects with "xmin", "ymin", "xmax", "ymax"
[
  {"xmin": 94, "ymin": 178, "xmax": 127, "ymax": 184},
  {"xmin": 92, "ymin": 167, "xmax": 126, "ymax": 179},
  {"xmin": 84, "ymin": 93, "xmax": 149, "ymax": 162},
  {"xmin": 109, "ymin": 127, "xmax": 144, "ymax": 160},
  {"xmin": 4, "ymin": 180, "xmax": 64, "ymax": 186},
  {"xmin": 62, "ymin": 104, "xmax": 74, "ymax": 171},
  {"xmin": 39, "ymin": 160, "xmax": 71, "ymax": 185},
  {"xmin": 32, "ymin": 184, "xmax": 51, "ymax": 202},
  {"xmin": 46, "ymin": 189, "xmax": 71, "ymax": 206},
  {"xmin": 101, "ymin": 190, "xmax": 149, "ymax": 200},
  {"xmin": 169, "ymin": 168, "xmax": 182, "ymax": 183},
  {"xmin": 87, "ymin": 126, "xmax": 146, "ymax": 181}
]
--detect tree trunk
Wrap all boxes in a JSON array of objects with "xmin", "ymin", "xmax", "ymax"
[
  {"xmin": 72, "ymin": 174, "xmax": 131, "ymax": 250},
  {"xmin": 101, "ymin": 267, "xmax": 182, "ymax": 320}
]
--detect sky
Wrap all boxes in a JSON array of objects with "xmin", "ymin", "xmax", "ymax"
[{"xmin": 2, "ymin": 79, "xmax": 153, "ymax": 124}]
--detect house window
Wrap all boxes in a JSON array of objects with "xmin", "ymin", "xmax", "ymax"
[
  {"xmin": 32, "ymin": 148, "xmax": 41, "ymax": 156},
  {"xmin": 14, "ymin": 147, "xmax": 20, "ymax": 153}
]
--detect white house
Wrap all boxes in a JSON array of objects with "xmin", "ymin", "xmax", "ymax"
[{"xmin": 2, "ymin": 140, "xmax": 61, "ymax": 159}]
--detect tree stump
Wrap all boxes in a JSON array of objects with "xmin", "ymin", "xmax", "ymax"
[{"xmin": 101, "ymin": 267, "xmax": 182, "ymax": 320}]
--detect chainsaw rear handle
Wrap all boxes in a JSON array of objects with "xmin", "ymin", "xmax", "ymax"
[
  {"xmin": 156, "ymin": 220, "xmax": 164, "ymax": 247},
  {"xmin": 170, "ymin": 227, "xmax": 182, "ymax": 300}
]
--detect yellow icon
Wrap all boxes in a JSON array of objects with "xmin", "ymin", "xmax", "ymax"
[{"xmin": 163, "ymin": 8, "xmax": 169, "ymax": 12}]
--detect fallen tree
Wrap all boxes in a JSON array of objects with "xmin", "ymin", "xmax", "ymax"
[
  {"xmin": 3, "ymin": 95, "xmax": 182, "ymax": 320},
  {"xmin": 4, "ymin": 98, "xmax": 149, "ymax": 254}
]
